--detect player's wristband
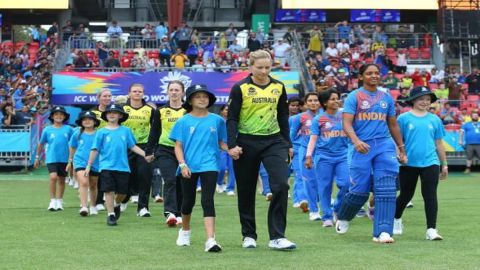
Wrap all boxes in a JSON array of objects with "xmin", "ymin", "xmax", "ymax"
[
  {"xmin": 398, "ymin": 144, "xmax": 405, "ymax": 149},
  {"xmin": 179, "ymin": 163, "xmax": 188, "ymax": 169},
  {"xmin": 441, "ymin": 161, "xmax": 448, "ymax": 166},
  {"xmin": 35, "ymin": 155, "xmax": 40, "ymax": 159},
  {"xmin": 86, "ymin": 164, "xmax": 91, "ymax": 169}
]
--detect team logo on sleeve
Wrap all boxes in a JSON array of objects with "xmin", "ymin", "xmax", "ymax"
[
  {"xmin": 380, "ymin": 101, "xmax": 387, "ymax": 109},
  {"xmin": 361, "ymin": 100, "xmax": 370, "ymax": 109},
  {"xmin": 247, "ymin": 87, "xmax": 257, "ymax": 96}
]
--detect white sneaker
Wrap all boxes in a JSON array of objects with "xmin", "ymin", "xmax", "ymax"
[
  {"xmin": 292, "ymin": 202, "xmax": 300, "ymax": 208},
  {"xmin": 265, "ymin": 193, "xmax": 273, "ymax": 201},
  {"xmin": 48, "ymin": 200, "xmax": 56, "ymax": 211},
  {"xmin": 95, "ymin": 204, "xmax": 105, "ymax": 211},
  {"xmin": 406, "ymin": 201, "xmax": 414, "ymax": 208},
  {"xmin": 166, "ymin": 213, "xmax": 177, "ymax": 227},
  {"xmin": 130, "ymin": 195, "xmax": 139, "ymax": 204},
  {"xmin": 137, "ymin": 207, "xmax": 151, "ymax": 217},
  {"xmin": 176, "ymin": 216, "xmax": 183, "ymax": 225},
  {"xmin": 216, "ymin": 184, "xmax": 226, "ymax": 193},
  {"xmin": 196, "ymin": 186, "xmax": 202, "ymax": 192},
  {"xmin": 268, "ymin": 238, "xmax": 296, "ymax": 250},
  {"xmin": 393, "ymin": 218, "xmax": 403, "ymax": 235},
  {"xmin": 373, "ymin": 232, "xmax": 395, "ymax": 243},
  {"xmin": 79, "ymin": 207, "xmax": 88, "ymax": 216},
  {"xmin": 89, "ymin": 206, "xmax": 98, "ymax": 215},
  {"xmin": 205, "ymin": 238, "xmax": 222, "ymax": 252},
  {"xmin": 55, "ymin": 199, "xmax": 63, "ymax": 211},
  {"xmin": 120, "ymin": 203, "xmax": 128, "ymax": 212},
  {"xmin": 335, "ymin": 220, "xmax": 349, "ymax": 234},
  {"xmin": 322, "ymin": 219, "xmax": 334, "ymax": 227},
  {"xmin": 154, "ymin": 195, "xmax": 164, "ymax": 203},
  {"xmin": 176, "ymin": 229, "xmax": 191, "ymax": 246},
  {"xmin": 426, "ymin": 228, "xmax": 443, "ymax": 241},
  {"xmin": 242, "ymin": 237, "xmax": 257, "ymax": 248},
  {"xmin": 73, "ymin": 181, "xmax": 79, "ymax": 189},
  {"xmin": 226, "ymin": 191, "xmax": 235, "ymax": 196},
  {"xmin": 68, "ymin": 177, "xmax": 74, "ymax": 186},
  {"xmin": 309, "ymin": 212, "xmax": 322, "ymax": 221}
]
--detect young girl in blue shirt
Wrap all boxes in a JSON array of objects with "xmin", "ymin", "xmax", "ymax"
[
  {"xmin": 394, "ymin": 86, "xmax": 447, "ymax": 240},
  {"xmin": 85, "ymin": 104, "xmax": 151, "ymax": 226},
  {"xmin": 170, "ymin": 84, "xmax": 227, "ymax": 252},
  {"xmin": 67, "ymin": 111, "xmax": 100, "ymax": 216},
  {"xmin": 35, "ymin": 106, "xmax": 74, "ymax": 211}
]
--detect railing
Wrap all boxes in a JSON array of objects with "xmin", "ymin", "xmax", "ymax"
[
  {"xmin": 292, "ymin": 31, "xmax": 314, "ymax": 93},
  {"xmin": 0, "ymin": 125, "xmax": 32, "ymax": 169}
]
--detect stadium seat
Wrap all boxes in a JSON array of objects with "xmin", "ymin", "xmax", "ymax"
[
  {"xmin": 408, "ymin": 48, "xmax": 419, "ymax": 59},
  {"xmin": 390, "ymin": 89, "xmax": 401, "ymax": 100},
  {"xmin": 420, "ymin": 48, "xmax": 431, "ymax": 60},
  {"xmin": 467, "ymin": 95, "xmax": 479, "ymax": 101},
  {"xmin": 444, "ymin": 124, "xmax": 461, "ymax": 131},
  {"xmin": 121, "ymin": 57, "xmax": 131, "ymax": 68}
]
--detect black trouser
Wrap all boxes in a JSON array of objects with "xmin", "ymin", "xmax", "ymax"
[
  {"xmin": 96, "ymin": 174, "xmax": 104, "ymax": 205},
  {"xmin": 159, "ymin": 54, "xmax": 171, "ymax": 67},
  {"xmin": 123, "ymin": 144, "xmax": 152, "ymax": 211},
  {"xmin": 155, "ymin": 145, "xmax": 183, "ymax": 217},
  {"xmin": 234, "ymin": 133, "xmax": 290, "ymax": 240},
  {"xmin": 395, "ymin": 165, "xmax": 440, "ymax": 229},
  {"xmin": 181, "ymin": 171, "xmax": 217, "ymax": 217}
]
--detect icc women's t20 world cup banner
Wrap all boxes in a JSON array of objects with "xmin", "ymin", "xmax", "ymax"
[{"xmin": 52, "ymin": 71, "xmax": 300, "ymax": 105}]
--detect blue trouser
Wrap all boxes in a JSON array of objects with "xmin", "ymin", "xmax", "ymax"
[
  {"xmin": 338, "ymin": 137, "xmax": 399, "ymax": 237},
  {"xmin": 225, "ymin": 154, "xmax": 236, "ymax": 192},
  {"xmin": 217, "ymin": 151, "xmax": 229, "ymax": 186},
  {"xmin": 291, "ymin": 148, "xmax": 307, "ymax": 204},
  {"xmin": 298, "ymin": 145, "xmax": 319, "ymax": 213},
  {"xmin": 314, "ymin": 154, "xmax": 350, "ymax": 221},
  {"xmin": 260, "ymin": 163, "xmax": 271, "ymax": 195}
]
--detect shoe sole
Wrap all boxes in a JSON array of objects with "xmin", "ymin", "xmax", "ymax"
[
  {"xmin": 299, "ymin": 202, "xmax": 309, "ymax": 213},
  {"xmin": 80, "ymin": 211, "xmax": 88, "ymax": 217},
  {"xmin": 48, "ymin": 208, "xmax": 56, "ymax": 211},
  {"xmin": 426, "ymin": 236, "xmax": 443, "ymax": 241},
  {"xmin": 207, "ymin": 245, "xmax": 222, "ymax": 252},
  {"xmin": 166, "ymin": 218, "xmax": 177, "ymax": 227},
  {"xmin": 373, "ymin": 238, "xmax": 395, "ymax": 243},
  {"xmin": 269, "ymin": 245, "xmax": 296, "ymax": 250},
  {"xmin": 155, "ymin": 199, "xmax": 164, "ymax": 203},
  {"xmin": 107, "ymin": 222, "xmax": 117, "ymax": 226}
]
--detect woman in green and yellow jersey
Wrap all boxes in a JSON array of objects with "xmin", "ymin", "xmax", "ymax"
[
  {"xmin": 147, "ymin": 81, "xmax": 186, "ymax": 226},
  {"xmin": 122, "ymin": 83, "xmax": 155, "ymax": 217},
  {"xmin": 227, "ymin": 50, "xmax": 296, "ymax": 250},
  {"xmin": 91, "ymin": 89, "xmax": 113, "ymax": 211}
]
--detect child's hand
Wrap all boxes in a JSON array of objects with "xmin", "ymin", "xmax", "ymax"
[
  {"xmin": 34, "ymin": 159, "xmax": 40, "ymax": 169},
  {"xmin": 304, "ymin": 156, "xmax": 313, "ymax": 169},
  {"xmin": 181, "ymin": 166, "xmax": 191, "ymax": 179},
  {"xmin": 65, "ymin": 162, "xmax": 72, "ymax": 172},
  {"xmin": 145, "ymin": 155, "xmax": 154, "ymax": 163},
  {"xmin": 84, "ymin": 167, "xmax": 91, "ymax": 177}
]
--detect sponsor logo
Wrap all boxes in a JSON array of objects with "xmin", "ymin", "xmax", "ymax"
[
  {"xmin": 361, "ymin": 100, "xmax": 370, "ymax": 110},
  {"xmin": 247, "ymin": 87, "xmax": 257, "ymax": 96}
]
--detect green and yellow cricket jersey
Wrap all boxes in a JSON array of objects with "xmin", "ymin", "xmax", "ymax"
[
  {"xmin": 91, "ymin": 106, "xmax": 107, "ymax": 129},
  {"xmin": 122, "ymin": 100, "xmax": 155, "ymax": 144},
  {"xmin": 147, "ymin": 105, "xmax": 186, "ymax": 151},
  {"xmin": 227, "ymin": 75, "xmax": 291, "ymax": 149}
]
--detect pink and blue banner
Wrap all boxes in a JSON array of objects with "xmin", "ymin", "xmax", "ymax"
[{"xmin": 52, "ymin": 71, "xmax": 300, "ymax": 105}]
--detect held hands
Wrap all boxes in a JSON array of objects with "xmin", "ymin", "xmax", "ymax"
[
  {"xmin": 145, "ymin": 155, "xmax": 154, "ymax": 163},
  {"xmin": 228, "ymin": 146, "xmax": 243, "ymax": 160},
  {"xmin": 180, "ymin": 164, "xmax": 191, "ymax": 179},
  {"xmin": 353, "ymin": 140, "xmax": 370, "ymax": 154},
  {"xmin": 65, "ymin": 162, "xmax": 72, "ymax": 173},
  {"xmin": 84, "ymin": 166, "xmax": 91, "ymax": 177},
  {"xmin": 304, "ymin": 156, "xmax": 313, "ymax": 169},
  {"xmin": 34, "ymin": 159, "xmax": 40, "ymax": 169}
]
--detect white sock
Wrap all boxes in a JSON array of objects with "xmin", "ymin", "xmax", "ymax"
[{"xmin": 108, "ymin": 212, "xmax": 115, "ymax": 216}]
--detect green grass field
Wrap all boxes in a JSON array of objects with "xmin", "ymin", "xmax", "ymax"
[{"xmin": 0, "ymin": 169, "xmax": 479, "ymax": 270}]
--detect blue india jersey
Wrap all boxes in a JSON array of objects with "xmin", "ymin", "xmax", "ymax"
[
  {"xmin": 289, "ymin": 115, "xmax": 301, "ymax": 152},
  {"xmin": 461, "ymin": 121, "xmax": 480, "ymax": 145},
  {"xmin": 69, "ymin": 130, "xmax": 99, "ymax": 172},
  {"xmin": 92, "ymin": 126, "xmax": 136, "ymax": 172},
  {"xmin": 39, "ymin": 125, "xmax": 74, "ymax": 163},
  {"xmin": 170, "ymin": 113, "xmax": 227, "ymax": 173},
  {"xmin": 397, "ymin": 112, "xmax": 445, "ymax": 167},
  {"xmin": 310, "ymin": 111, "xmax": 348, "ymax": 159},
  {"xmin": 343, "ymin": 87, "xmax": 395, "ymax": 141},
  {"xmin": 290, "ymin": 110, "xmax": 318, "ymax": 148}
]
